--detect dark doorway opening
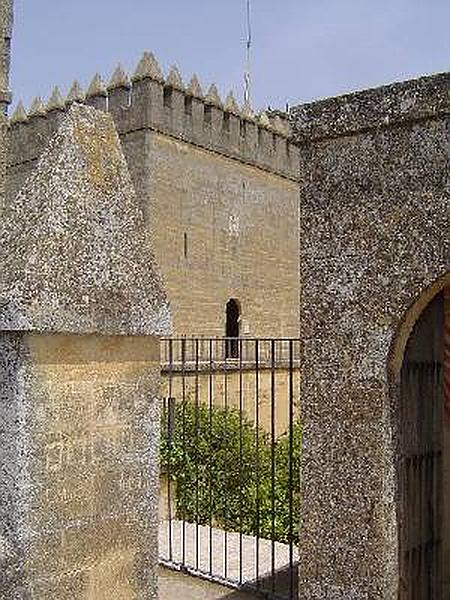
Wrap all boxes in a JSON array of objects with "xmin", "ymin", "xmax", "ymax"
[
  {"xmin": 225, "ymin": 299, "xmax": 240, "ymax": 358},
  {"xmin": 398, "ymin": 290, "xmax": 447, "ymax": 599}
]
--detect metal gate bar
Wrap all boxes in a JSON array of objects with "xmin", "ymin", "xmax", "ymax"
[
  {"xmin": 399, "ymin": 291, "xmax": 444, "ymax": 600},
  {"xmin": 159, "ymin": 338, "xmax": 300, "ymax": 600}
]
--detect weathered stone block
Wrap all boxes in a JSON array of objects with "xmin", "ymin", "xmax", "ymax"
[{"xmin": 0, "ymin": 332, "xmax": 160, "ymax": 599}]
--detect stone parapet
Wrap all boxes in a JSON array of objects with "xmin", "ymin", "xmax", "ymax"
[
  {"xmin": 290, "ymin": 71, "xmax": 449, "ymax": 141},
  {"xmin": 8, "ymin": 53, "xmax": 300, "ymax": 181}
]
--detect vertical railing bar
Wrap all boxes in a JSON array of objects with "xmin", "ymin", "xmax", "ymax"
[
  {"xmin": 270, "ymin": 338, "xmax": 276, "ymax": 594},
  {"xmin": 435, "ymin": 361, "xmax": 442, "ymax": 596},
  {"xmin": 423, "ymin": 367, "xmax": 428, "ymax": 595},
  {"xmin": 223, "ymin": 337, "xmax": 228, "ymax": 580},
  {"xmin": 160, "ymin": 337, "xmax": 303, "ymax": 593},
  {"xmin": 255, "ymin": 338, "xmax": 260, "ymax": 589},
  {"xmin": 162, "ymin": 394, "xmax": 167, "ymax": 558},
  {"xmin": 209, "ymin": 338, "xmax": 214, "ymax": 576},
  {"xmin": 407, "ymin": 367, "xmax": 414, "ymax": 594},
  {"xmin": 424, "ymin": 365, "xmax": 430, "ymax": 598},
  {"xmin": 288, "ymin": 340, "xmax": 294, "ymax": 600},
  {"xmin": 195, "ymin": 338, "xmax": 200, "ymax": 571},
  {"xmin": 239, "ymin": 337, "xmax": 244, "ymax": 585},
  {"xmin": 419, "ymin": 370, "xmax": 425, "ymax": 596},
  {"xmin": 181, "ymin": 337, "xmax": 187, "ymax": 568},
  {"xmin": 167, "ymin": 339, "xmax": 173, "ymax": 562},
  {"xmin": 426, "ymin": 366, "xmax": 431, "ymax": 596},
  {"xmin": 418, "ymin": 433, "xmax": 422, "ymax": 593}
]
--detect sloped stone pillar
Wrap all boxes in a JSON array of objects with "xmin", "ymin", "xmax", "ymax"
[{"xmin": 0, "ymin": 105, "xmax": 170, "ymax": 598}]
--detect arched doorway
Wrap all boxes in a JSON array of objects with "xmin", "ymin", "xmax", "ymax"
[
  {"xmin": 225, "ymin": 299, "xmax": 240, "ymax": 358},
  {"xmin": 398, "ymin": 288, "xmax": 449, "ymax": 599}
]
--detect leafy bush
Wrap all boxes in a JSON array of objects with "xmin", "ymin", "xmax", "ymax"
[{"xmin": 160, "ymin": 399, "xmax": 301, "ymax": 544}]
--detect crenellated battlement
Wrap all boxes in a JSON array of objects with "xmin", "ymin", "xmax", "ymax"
[{"xmin": 8, "ymin": 51, "xmax": 300, "ymax": 180}]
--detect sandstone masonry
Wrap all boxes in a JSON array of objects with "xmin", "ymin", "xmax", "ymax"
[{"xmin": 7, "ymin": 57, "xmax": 301, "ymax": 339}]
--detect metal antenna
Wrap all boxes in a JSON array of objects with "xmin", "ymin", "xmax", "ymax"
[{"xmin": 244, "ymin": 0, "xmax": 252, "ymax": 106}]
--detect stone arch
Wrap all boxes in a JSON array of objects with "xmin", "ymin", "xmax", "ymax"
[
  {"xmin": 298, "ymin": 259, "xmax": 450, "ymax": 600},
  {"xmin": 387, "ymin": 270, "xmax": 450, "ymax": 599},
  {"xmin": 388, "ymin": 271, "xmax": 450, "ymax": 382}
]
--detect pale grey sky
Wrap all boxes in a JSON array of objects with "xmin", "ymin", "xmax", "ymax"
[{"xmin": 10, "ymin": 0, "xmax": 450, "ymax": 113}]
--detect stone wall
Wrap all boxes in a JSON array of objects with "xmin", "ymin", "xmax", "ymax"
[
  {"xmin": 0, "ymin": 333, "xmax": 161, "ymax": 598},
  {"xmin": 162, "ymin": 366, "xmax": 301, "ymax": 437},
  {"xmin": 6, "ymin": 58, "xmax": 300, "ymax": 338},
  {"xmin": 291, "ymin": 72, "xmax": 449, "ymax": 599},
  {"xmin": 141, "ymin": 132, "xmax": 299, "ymax": 337},
  {"xmin": 0, "ymin": 114, "xmax": 6, "ymax": 213}
]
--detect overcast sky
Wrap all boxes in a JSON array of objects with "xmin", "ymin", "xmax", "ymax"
[{"xmin": 10, "ymin": 0, "xmax": 450, "ymax": 114}]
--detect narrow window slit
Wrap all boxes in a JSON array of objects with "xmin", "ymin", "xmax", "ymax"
[
  {"xmin": 204, "ymin": 105, "xmax": 212, "ymax": 125},
  {"xmin": 163, "ymin": 87, "xmax": 172, "ymax": 109},
  {"xmin": 223, "ymin": 112, "xmax": 230, "ymax": 133},
  {"xmin": 184, "ymin": 96, "xmax": 192, "ymax": 116}
]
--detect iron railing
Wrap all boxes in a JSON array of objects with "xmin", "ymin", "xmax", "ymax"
[
  {"xmin": 161, "ymin": 336, "xmax": 301, "ymax": 369},
  {"xmin": 159, "ymin": 338, "xmax": 301, "ymax": 600}
]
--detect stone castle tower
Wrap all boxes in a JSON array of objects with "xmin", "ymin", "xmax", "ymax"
[
  {"xmin": 0, "ymin": 0, "xmax": 12, "ymax": 110},
  {"xmin": 0, "ymin": 0, "xmax": 12, "ymax": 207}
]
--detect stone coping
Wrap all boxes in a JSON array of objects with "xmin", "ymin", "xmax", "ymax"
[{"xmin": 290, "ymin": 71, "xmax": 449, "ymax": 141}]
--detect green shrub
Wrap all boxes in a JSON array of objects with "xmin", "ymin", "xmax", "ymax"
[{"xmin": 160, "ymin": 399, "xmax": 301, "ymax": 544}]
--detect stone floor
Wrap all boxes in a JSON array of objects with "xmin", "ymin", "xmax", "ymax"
[
  {"xmin": 159, "ymin": 567, "xmax": 258, "ymax": 600},
  {"xmin": 159, "ymin": 520, "xmax": 298, "ymax": 599}
]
